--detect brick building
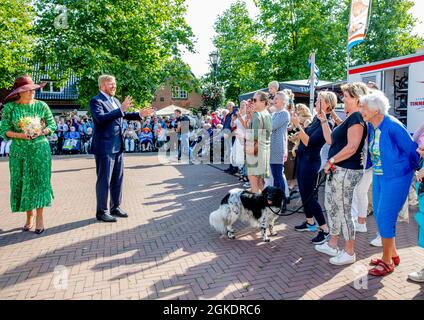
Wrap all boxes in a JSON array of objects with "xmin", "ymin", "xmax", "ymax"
[
  {"xmin": 0, "ymin": 64, "xmax": 80, "ymax": 115},
  {"xmin": 1, "ymin": 68, "xmax": 203, "ymax": 114},
  {"xmin": 151, "ymin": 79, "xmax": 203, "ymax": 111}
]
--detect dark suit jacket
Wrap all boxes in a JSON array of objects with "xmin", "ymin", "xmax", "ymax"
[{"xmin": 89, "ymin": 92, "xmax": 141, "ymax": 155}]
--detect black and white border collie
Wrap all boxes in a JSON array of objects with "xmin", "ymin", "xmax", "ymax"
[{"xmin": 209, "ymin": 186, "xmax": 285, "ymax": 242}]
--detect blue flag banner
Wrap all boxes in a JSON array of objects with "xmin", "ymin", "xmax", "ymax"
[{"xmin": 308, "ymin": 53, "xmax": 320, "ymax": 85}]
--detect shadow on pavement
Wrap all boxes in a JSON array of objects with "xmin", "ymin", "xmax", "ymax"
[{"xmin": 0, "ymin": 164, "xmax": 422, "ymax": 300}]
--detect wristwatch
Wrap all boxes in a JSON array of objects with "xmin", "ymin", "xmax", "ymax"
[{"xmin": 329, "ymin": 157, "xmax": 335, "ymax": 165}]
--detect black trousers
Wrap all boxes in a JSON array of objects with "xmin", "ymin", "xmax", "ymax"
[
  {"xmin": 95, "ymin": 152, "xmax": 123, "ymax": 215},
  {"xmin": 296, "ymin": 155, "xmax": 326, "ymax": 226}
]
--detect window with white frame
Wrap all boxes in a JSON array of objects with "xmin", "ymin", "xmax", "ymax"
[
  {"xmin": 172, "ymin": 86, "xmax": 188, "ymax": 99},
  {"xmin": 41, "ymin": 81, "xmax": 63, "ymax": 93}
]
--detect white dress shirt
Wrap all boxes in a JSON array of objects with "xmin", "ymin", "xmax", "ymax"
[
  {"xmin": 100, "ymin": 91, "xmax": 124, "ymax": 116},
  {"xmin": 100, "ymin": 91, "xmax": 119, "ymax": 110}
]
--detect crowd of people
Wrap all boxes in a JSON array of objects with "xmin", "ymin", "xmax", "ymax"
[
  {"xmin": 1, "ymin": 75, "xmax": 424, "ymax": 285},
  {"xmin": 0, "ymin": 108, "xmax": 247, "ymax": 157},
  {"xmin": 205, "ymin": 80, "xmax": 424, "ymax": 282},
  {"xmin": 0, "ymin": 111, "xmax": 197, "ymax": 156}
]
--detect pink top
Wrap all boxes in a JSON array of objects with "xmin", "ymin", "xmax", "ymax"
[{"xmin": 211, "ymin": 117, "xmax": 221, "ymax": 127}]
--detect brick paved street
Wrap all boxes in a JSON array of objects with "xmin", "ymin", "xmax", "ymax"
[{"xmin": 0, "ymin": 155, "xmax": 423, "ymax": 300}]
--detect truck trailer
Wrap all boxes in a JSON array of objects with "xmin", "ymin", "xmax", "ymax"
[{"xmin": 348, "ymin": 51, "xmax": 424, "ymax": 133}]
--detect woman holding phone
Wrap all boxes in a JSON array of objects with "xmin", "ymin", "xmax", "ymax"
[
  {"xmin": 316, "ymin": 83, "xmax": 368, "ymax": 266},
  {"xmin": 292, "ymin": 91, "xmax": 336, "ymax": 245}
]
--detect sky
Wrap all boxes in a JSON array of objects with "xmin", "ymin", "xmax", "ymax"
[{"xmin": 182, "ymin": 0, "xmax": 424, "ymax": 78}]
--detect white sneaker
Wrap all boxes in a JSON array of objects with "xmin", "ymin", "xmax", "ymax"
[
  {"xmin": 355, "ymin": 221, "xmax": 367, "ymax": 233},
  {"xmin": 370, "ymin": 235, "xmax": 382, "ymax": 247},
  {"xmin": 315, "ymin": 242, "xmax": 339, "ymax": 257},
  {"xmin": 329, "ymin": 250, "xmax": 356, "ymax": 266},
  {"xmin": 408, "ymin": 269, "xmax": 424, "ymax": 283}
]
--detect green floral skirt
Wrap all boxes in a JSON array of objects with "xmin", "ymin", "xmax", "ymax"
[{"xmin": 9, "ymin": 138, "xmax": 54, "ymax": 212}]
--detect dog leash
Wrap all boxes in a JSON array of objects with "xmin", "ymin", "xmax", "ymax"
[
  {"xmin": 207, "ymin": 162, "xmax": 333, "ymax": 217},
  {"xmin": 269, "ymin": 170, "xmax": 333, "ymax": 217}
]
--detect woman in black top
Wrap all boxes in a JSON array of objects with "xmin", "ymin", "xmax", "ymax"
[
  {"xmin": 292, "ymin": 91, "xmax": 336, "ymax": 245},
  {"xmin": 315, "ymin": 82, "xmax": 368, "ymax": 266}
]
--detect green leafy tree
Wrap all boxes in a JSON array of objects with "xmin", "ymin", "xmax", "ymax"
[
  {"xmin": 212, "ymin": 1, "xmax": 270, "ymax": 102},
  {"xmin": 255, "ymin": 0, "xmax": 347, "ymax": 82},
  {"xmin": 32, "ymin": 0, "xmax": 195, "ymax": 108},
  {"xmin": 213, "ymin": 0, "xmax": 423, "ymax": 97},
  {"xmin": 256, "ymin": 0, "xmax": 423, "ymax": 81},
  {"xmin": 349, "ymin": 0, "xmax": 424, "ymax": 65},
  {"xmin": 162, "ymin": 58, "xmax": 201, "ymax": 95},
  {"xmin": 0, "ymin": 0, "xmax": 34, "ymax": 88}
]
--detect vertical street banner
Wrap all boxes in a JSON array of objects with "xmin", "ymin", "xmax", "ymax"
[
  {"xmin": 308, "ymin": 52, "xmax": 317, "ymax": 113},
  {"xmin": 347, "ymin": 0, "xmax": 371, "ymax": 52}
]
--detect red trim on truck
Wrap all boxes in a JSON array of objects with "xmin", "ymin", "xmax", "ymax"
[{"xmin": 349, "ymin": 55, "xmax": 424, "ymax": 75}]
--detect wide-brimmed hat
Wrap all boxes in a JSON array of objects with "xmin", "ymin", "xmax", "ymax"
[{"xmin": 3, "ymin": 75, "xmax": 47, "ymax": 102}]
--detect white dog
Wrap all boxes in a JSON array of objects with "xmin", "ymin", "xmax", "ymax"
[{"xmin": 209, "ymin": 186, "xmax": 285, "ymax": 242}]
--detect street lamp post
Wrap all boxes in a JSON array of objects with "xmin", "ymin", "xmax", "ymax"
[{"xmin": 209, "ymin": 52, "xmax": 219, "ymax": 111}]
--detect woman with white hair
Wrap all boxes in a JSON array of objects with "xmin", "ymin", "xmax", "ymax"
[
  {"xmin": 268, "ymin": 81, "xmax": 279, "ymax": 97},
  {"xmin": 268, "ymin": 81, "xmax": 280, "ymax": 113},
  {"xmin": 360, "ymin": 90, "xmax": 420, "ymax": 276}
]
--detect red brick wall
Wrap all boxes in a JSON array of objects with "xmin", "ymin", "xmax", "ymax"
[{"xmin": 150, "ymin": 83, "xmax": 203, "ymax": 111}]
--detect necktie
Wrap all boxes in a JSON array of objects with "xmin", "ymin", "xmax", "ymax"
[{"xmin": 109, "ymin": 97, "xmax": 118, "ymax": 110}]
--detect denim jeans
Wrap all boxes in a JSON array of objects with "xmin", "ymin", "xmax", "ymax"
[
  {"xmin": 125, "ymin": 139, "xmax": 135, "ymax": 152},
  {"xmin": 178, "ymin": 133, "xmax": 190, "ymax": 161},
  {"xmin": 270, "ymin": 163, "xmax": 286, "ymax": 199}
]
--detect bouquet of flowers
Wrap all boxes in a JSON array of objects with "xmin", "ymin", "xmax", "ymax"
[
  {"xmin": 18, "ymin": 116, "xmax": 44, "ymax": 139},
  {"xmin": 201, "ymin": 83, "xmax": 225, "ymax": 108}
]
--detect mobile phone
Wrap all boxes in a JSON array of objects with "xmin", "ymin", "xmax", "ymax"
[{"xmin": 319, "ymin": 99, "xmax": 322, "ymax": 114}]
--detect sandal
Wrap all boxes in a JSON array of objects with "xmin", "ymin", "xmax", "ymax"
[
  {"xmin": 370, "ymin": 256, "xmax": 400, "ymax": 267},
  {"xmin": 22, "ymin": 225, "xmax": 33, "ymax": 232},
  {"xmin": 369, "ymin": 260, "xmax": 395, "ymax": 277},
  {"xmin": 34, "ymin": 228, "xmax": 45, "ymax": 235}
]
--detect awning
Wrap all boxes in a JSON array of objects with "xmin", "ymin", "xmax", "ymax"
[
  {"xmin": 238, "ymin": 80, "xmax": 332, "ymax": 101},
  {"xmin": 155, "ymin": 105, "xmax": 192, "ymax": 116}
]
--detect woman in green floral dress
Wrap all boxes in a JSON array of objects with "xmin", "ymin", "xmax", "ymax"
[{"xmin": 0, "ymin": 76, "xmax": 56, "ymax": 234}]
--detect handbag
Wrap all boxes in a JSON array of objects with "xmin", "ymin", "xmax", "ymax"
[{"xmin": 246, "ymin": 111, "xmax": 264, "ymax": 156}]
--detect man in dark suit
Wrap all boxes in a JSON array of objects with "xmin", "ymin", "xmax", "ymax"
[{"xmin": 90, "ymin": 75, "xmax": 144, "ymax": 222}]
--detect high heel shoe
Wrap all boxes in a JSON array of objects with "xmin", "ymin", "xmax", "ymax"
[
  {"xmin": 22, "ymin": 225, "xmax": 33, "ymax": 232},
  {"xmin": 34, "ymin": 228, "xmax": 45, "ymax": 235}
]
